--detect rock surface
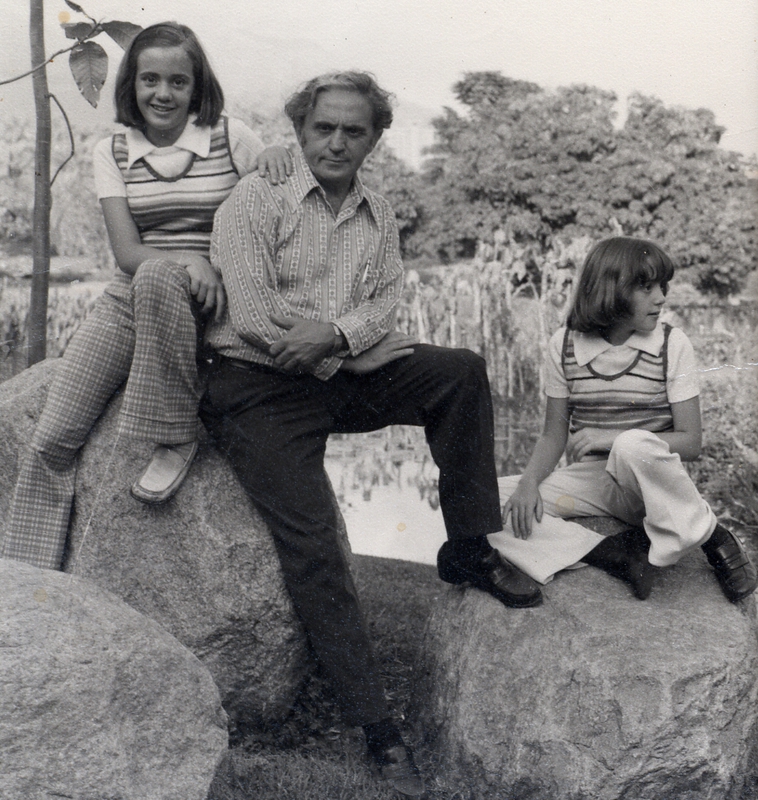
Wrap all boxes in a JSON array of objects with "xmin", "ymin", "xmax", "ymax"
[
  {"xmin": 0, "ymin": 360, "xmax": 314, "ymax": 731},
  {"xmin": 414, "ymin": 550, "xmax": 758, "ymax": 800},
  {"xmin": 0, "ymin": 558, "xmax": 227, "ymax": 800}
]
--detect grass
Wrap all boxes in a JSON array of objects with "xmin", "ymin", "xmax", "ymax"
[
  {"xmin": 206, "ymin": 555, "xmax": 487, "ymax": 800},
  {"xmin": 0, "ymin": 276, "xmax": 104, "ymax": 382}
]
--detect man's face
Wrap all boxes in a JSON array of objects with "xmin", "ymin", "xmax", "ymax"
[{"xmin": 297, "ymin": 88, "xmax": 381, "ymax": 195}]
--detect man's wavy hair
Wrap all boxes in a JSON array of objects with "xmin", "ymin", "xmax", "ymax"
[
  {"xmin": 567, "ymin": 237, "xmax": 675, "ymax": 334},
  {"xmin": 284, "ymin": 71, "xmax": 394, "ymax": 134},
  {"xmin": 114, "ymin": 22, "xmax": 224, "ymax": 129}
]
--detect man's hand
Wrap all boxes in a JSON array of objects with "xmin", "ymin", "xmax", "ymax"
[
  {"xmin": 340, "ymin": 331, "xmax": 417, "ymax": 374},
  {"xmin": 269, "ymin": 313, "xmax": 335, "ymax": 372},
  {"xmin": 182, "ymin": 255, "xmax": 226, "ymax": 321},
  {"xmin": 566, "ymin": 427, "xmax": 619, "ymax": 464},
  {"xmin": 502, "ymin": 476, "xmax": 543, "ymax": 540}
]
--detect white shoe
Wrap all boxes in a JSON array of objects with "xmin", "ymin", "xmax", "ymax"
[{"xmin": 131, "ymin": 441, "xmax": 198, "ymax": 504}]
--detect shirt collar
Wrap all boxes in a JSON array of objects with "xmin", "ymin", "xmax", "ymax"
[
  {"xmin": 573, "ymin": 320, "xmax": 666, "ymax": 366},
  {"xmin": 123, "ymin": 115, "xmax": 210, "ymax": 169},
  {"xmin": 290, "ymin": 149, "xmax": 376, "ymax": 220}
]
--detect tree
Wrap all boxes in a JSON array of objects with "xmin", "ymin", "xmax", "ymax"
[
  {"xmin": 360, "ymin": 141, "xmax": 426, "ymax": 255},
  {"xmin": 0, "ymin": 1, "xmax": 139, "ymax": 364},
  {"xmin": 28, "ymin": 0, "xmax": 53, "ymax": 366},
  {"xmin": 0, "ymin": 117, "xmax": 36, "ymax": 246},
  {"xmin": 608, "ymin": 94, "xmax": 757, "ymax": 295},
  {"xmin": 413, "ymin": 72, "xmax": 618, "ymax": 261},
  {"xmin": 411, "ymin": 71, "xmax": 757, "ymax": 294},
  {"xmin": 0, "ymin": 117, "xmax": 112, "ymax": 265}
]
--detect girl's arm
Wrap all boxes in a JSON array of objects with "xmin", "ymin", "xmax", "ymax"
[
  {"xmin": 503, "ymin": 396, "xmax": 569, "ymax": 539},
  {"xmin": 566, "ymin": 396, "xmax": 702, "ymax": 463},
  {"xmin": 656, "ymin": 396, "xmax": 702, "ymax": 461},
  {"xmin": 227, "ymin": 119, "xmax": 291, "ymax": 182},
  {"xmin": 100, "ymin": 197, "xmax": 225, "ymax": 321}
]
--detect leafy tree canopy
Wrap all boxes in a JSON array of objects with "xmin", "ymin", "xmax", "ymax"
[{"xmin": 408, "ymin": 71, "xmax": 756, "ymax": 295}]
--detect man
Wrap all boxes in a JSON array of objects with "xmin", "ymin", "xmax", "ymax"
[{"xmin": 202, "ymin": 71, "xmax": 541, "ymax": 797}]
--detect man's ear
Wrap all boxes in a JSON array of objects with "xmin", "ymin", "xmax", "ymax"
[
  {"xmin": 369, "ymin": 129, "xmax": 383, "ymax": 153},
  {"xmin": 294, "ymin": 123, "xmax": 305, "ymax": 149}
]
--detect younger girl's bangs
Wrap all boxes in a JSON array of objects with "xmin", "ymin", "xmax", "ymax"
[{"xmin": 627, "ymin": 241, "xmax": 675, "ymax": 288}]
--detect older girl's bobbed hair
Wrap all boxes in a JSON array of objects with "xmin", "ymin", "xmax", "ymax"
[
  {"xmin": 284, "ymin": 71, "xmax": 394, "ymax": 134},
  {"xmin": 567, "ymin": 237, "xmax": 675, "ymax": 334},
  {"xmin": 114, "ymin": 22, "xmax": 224, "ymax": 129}
]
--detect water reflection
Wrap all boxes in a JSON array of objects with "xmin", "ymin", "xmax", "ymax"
[
  {"xmin": 324, "ymin": 406, "xmax": 540, "ymax": 565},
  {"xmin": 325, "ymin": 430, "xmax": 445, "ymax": 565}
]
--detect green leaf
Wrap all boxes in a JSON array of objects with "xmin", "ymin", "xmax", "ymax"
[
  {"xmin": 64, "ymin": 0, "xmax": 86, "ymax": 13},
  {"xmin": 69, "ymin": 41, "xmax": 108, "ymax": 108},
  {"xmin": 61, "ymin": 21, "xmax": 96, "ymax": 40},
  {"xmin": 101, "ymin": 21, "xmax": 142, "ymax": 50}
]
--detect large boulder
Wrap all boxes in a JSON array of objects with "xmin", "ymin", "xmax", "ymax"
[
  {"xmin": 0, "ymin": 558, "xmax": 227, "ymax": 800},
  {"xmin": 0, "ymin": 360, "xmax": 315, "ymax": 731},
  {"xmin": 414, "ymin": 550, "xmax": 758, "ymax": 800}
]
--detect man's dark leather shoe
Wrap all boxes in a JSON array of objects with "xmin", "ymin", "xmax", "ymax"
[
  {"xmin": 437, "ymin": 542, "xmax": 543, "ymax": 608},
  {"xmin": 371, "ymin": 745, "xmax": 425, "ymax": 798},
  {"xmin": 702, "ymin": 524, "xmax": 758, "ymax": 602}
]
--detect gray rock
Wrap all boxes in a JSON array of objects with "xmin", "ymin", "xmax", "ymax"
[
  {"xmin": 0, "ymin": 360, "xmax": 314, "ymax": 731},
  {"xmin": 0, "ymin": 558, "xmax": 227, "ymax": 800},
  {"xmin": 414, "ymin": 550, "xmax": 758, "ymax": 800}
]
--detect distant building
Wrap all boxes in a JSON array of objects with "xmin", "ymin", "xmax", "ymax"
[{"xmin": 382, "ymin": 123, "xmax": 437, "ymax": 172}]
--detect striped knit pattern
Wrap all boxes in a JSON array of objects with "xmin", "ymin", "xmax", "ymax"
[
  {"xmin": 112, "ymin": 117, "xmax": 238, "ymax": 258},
  {"xmin": 207, "ymin": 150, "xmax": 403, "ymax": 380},
  {"xmin": 562, "ymin": 324, "xmax": 674, "ymax": 433}
]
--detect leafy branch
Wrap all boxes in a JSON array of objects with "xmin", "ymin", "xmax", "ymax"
[
  {"xmin": 0, "ymin": 1, "xmax": 140, "ymax": 107},
  {"xmin": 49, "ymin": 94, "xmax": 74, "ymax": 187}
]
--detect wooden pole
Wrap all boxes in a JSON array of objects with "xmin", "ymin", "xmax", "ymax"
[{"xmin": 28, "ymin": 0, "xmax": 51, "ymax": 365}]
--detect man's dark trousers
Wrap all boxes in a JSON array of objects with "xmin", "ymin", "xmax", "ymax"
[{"xmin": 200, "ymin": 344, "xmax": 502, "ymax": 726}]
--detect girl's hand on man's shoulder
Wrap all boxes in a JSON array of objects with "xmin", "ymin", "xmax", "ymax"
[{"xmin": 255, "ymin": 146, "xmax": 293, "ymax": 185}]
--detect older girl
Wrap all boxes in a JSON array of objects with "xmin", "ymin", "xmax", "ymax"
[{"xmin": 2, "ymin": 22, "xmax": 289, "ymax": 569}]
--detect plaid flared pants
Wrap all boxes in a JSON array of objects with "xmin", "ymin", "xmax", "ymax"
[{"xmin": 1, "ymin": 260, "xmax": 203, "ymax": 570}]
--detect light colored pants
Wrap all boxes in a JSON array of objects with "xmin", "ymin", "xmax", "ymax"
[
  {"xmin": 1, "ymin": 260, "xmax": 202, "ymax": 570},
  {"xmin": 490, "ymin": 429, "xmax": 717, "ymax": 584}
]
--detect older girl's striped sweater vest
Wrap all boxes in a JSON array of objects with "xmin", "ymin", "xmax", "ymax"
[
  {"xmin": 111, "ymin": 117, "xmax": 239, "ymax": 259},
  {"xmin": 562, "ymin": 324, "xmax": 674, "ymax": 434}
]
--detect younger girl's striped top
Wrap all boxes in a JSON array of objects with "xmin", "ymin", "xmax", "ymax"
[
  {"xmin": 561, "ymin": 324, "xmax": 675, "ymax": 433},
  {"xmin": 544, "ymin": 321, "xmax": 700, "ymax": 434}
]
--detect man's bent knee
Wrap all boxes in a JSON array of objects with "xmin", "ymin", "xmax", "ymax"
[{"xmin": 415, "ymin": 345, "xmax": 488, "ymax": 383}]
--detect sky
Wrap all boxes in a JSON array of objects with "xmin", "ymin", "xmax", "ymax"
[{"xmin": 1, "ymin": 0, "xmax": 757, "ymax": 158}]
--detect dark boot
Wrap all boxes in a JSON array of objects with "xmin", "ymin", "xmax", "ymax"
[{"xmin": 582, "ymin": 527, "xmax": 654, "ymax": 600}]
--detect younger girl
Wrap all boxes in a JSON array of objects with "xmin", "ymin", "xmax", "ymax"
[
  {"xmin": 2, "ymin": 22, "xmax": 289, "ymax": 570},
  {"xmin": 491, "ymin": 237, "xmax": 756, "ymax": 603}
]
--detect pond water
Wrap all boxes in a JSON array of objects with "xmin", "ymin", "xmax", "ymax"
[
  {"xmin": 325, "ymin": 439, "xmax": 446, "ymax": 566},
  {"xmin": 323, "ymin": 417, "xmax": 536, "ymax": 565}
]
